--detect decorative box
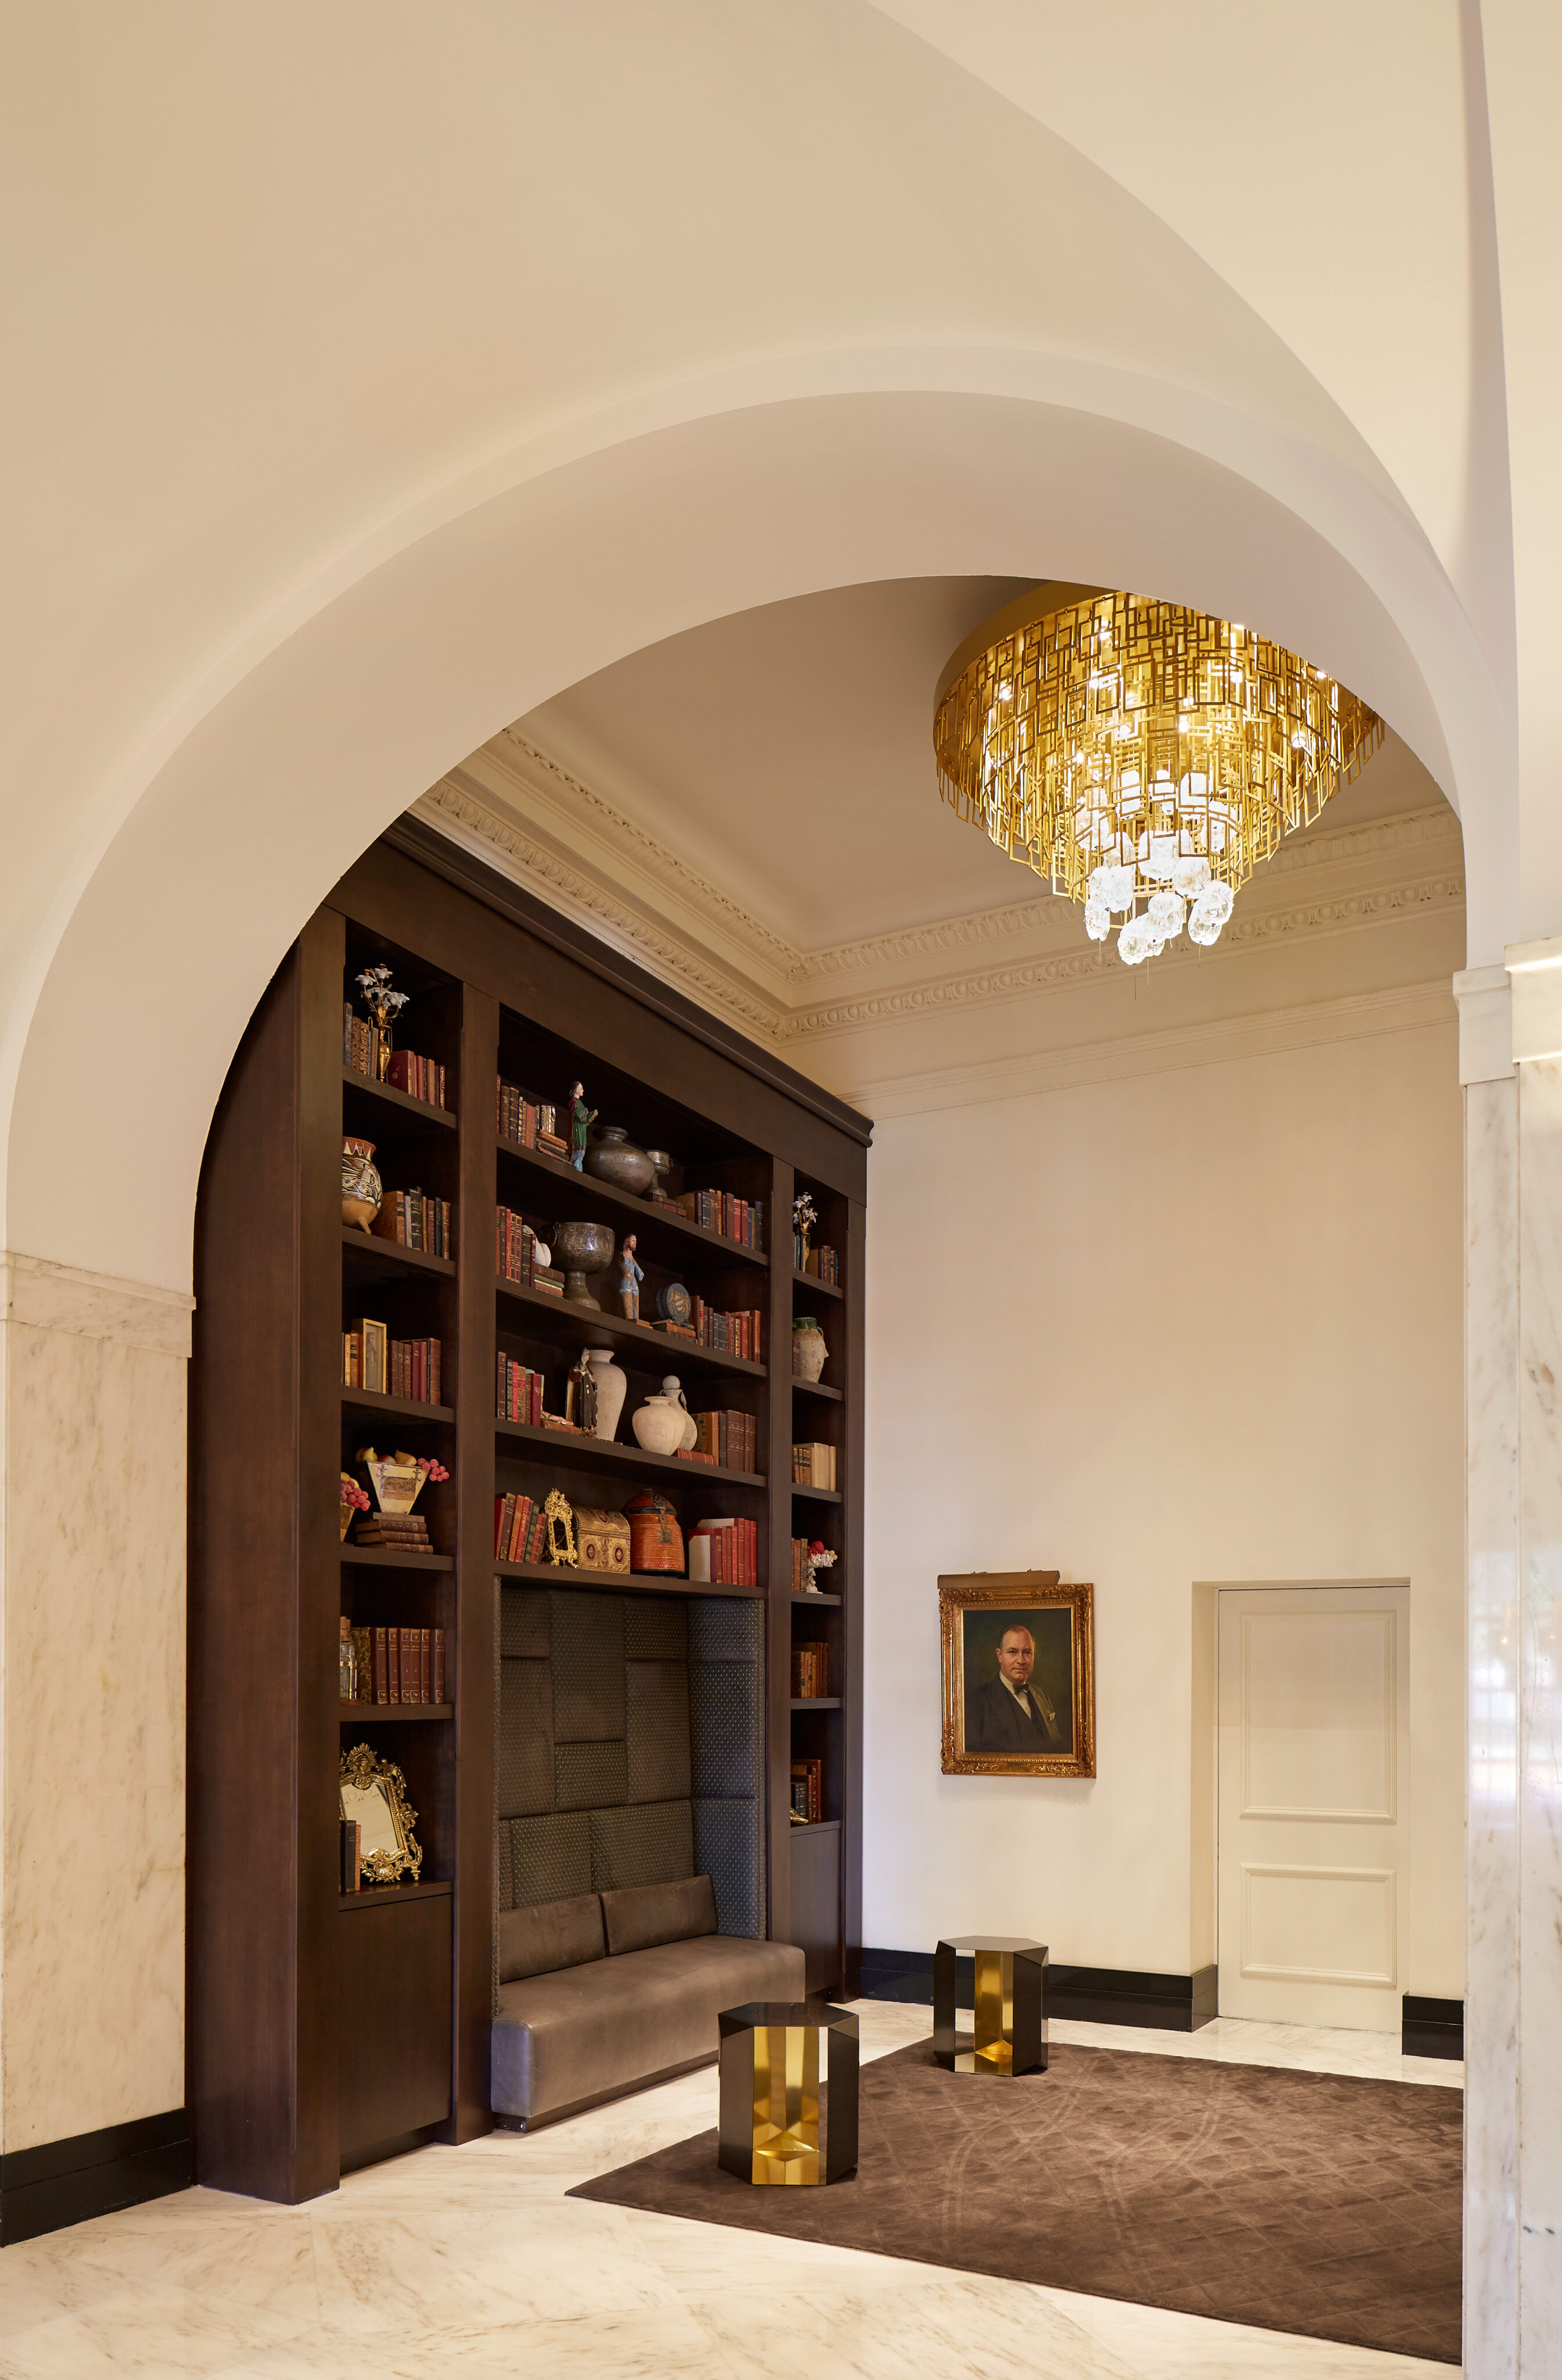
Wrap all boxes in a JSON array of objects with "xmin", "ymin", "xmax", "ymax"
[
  {"xmin": 574, "ymin": 1508, "xmax": 631, "ymax": 1574},
  {"xmin": 624, "ymin": 1489, "xmax": 685, "ymax": 1574}
]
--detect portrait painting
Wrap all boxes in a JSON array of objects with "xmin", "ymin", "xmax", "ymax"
[{"xmin": 939, "ymin": 1572, "xmax": 1095, "ymax": 1777}]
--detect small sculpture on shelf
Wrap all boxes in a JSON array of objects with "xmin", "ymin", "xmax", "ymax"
[
  {"xmin": 793, "ymin": 1192, "xmax": 817, "ymax": 1273},
  {"xmin": 568, "ymin": 1081, "xmax": 598, "ymax": 1171},
  {"xmin": 803, "ymin": 1540, "xmax": 838, "ymax": 1594},
  {"xmin": 567, "ymin": 1345, "xmax": 598, "ymax": 1435},
  {"xmin": 618, "ymin": 1232, "xmax": 644, "ymax": 1322},
  {"xmin": 355, "ymin": 965, "xmax": 409, "ymax": 1083},
  {"xmin": 351, "ymin": 1449, "xmax": 447, "ymax": 1551}
]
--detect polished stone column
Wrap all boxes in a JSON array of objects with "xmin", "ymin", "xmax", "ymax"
[{"xmin": 1460, "ymin": 949, "xmax": 1562, "ymax": 2377}]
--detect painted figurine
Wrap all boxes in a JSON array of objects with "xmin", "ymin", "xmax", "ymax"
[
  {"xmin": 618, "ymin": 1232, "xmax": 644, "ymax": 1322},
  {"xmin": 568, "ymin": 1081, "xmax": 597, "ymax": 1170}
]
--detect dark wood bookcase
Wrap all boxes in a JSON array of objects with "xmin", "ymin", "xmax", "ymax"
[{"xmin": 188, "ymin": 820, "xmax": 868, "ymax": 2200}]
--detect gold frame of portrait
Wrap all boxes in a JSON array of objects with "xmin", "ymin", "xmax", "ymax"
[{"xmin": 939, "ymin": 1572, "xmax": 1096, "ymax": 1779}]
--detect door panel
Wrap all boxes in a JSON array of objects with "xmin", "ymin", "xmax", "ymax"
[{"xmin": 1218, "ymin": 1585, "xmax": 1408, "ymax": 2030}]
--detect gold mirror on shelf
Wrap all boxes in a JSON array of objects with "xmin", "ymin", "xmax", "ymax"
[{"xmin": 339, "ymin": 1743, "xmax": 423, "ymax": 1885}]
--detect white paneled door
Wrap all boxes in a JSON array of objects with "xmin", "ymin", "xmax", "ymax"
[{"xmin": 1217, "ymin": 1585, "xmax": 1409, "ymax": 2031}]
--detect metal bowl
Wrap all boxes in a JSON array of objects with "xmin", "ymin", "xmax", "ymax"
[{"xmin": 550, "ymin": 1219, "xmax": 616, "ymax": 1307}]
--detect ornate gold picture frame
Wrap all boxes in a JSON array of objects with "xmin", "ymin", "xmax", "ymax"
[
  {"xmin": 939, "ymin": 1572, "xmax": 1095, "ymax": 1778},
  {"xmin": 339, "ymin": 1741, "xmax": 424, "ymax": 1884}
]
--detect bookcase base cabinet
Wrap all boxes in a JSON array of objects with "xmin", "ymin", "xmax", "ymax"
[
  {"xmin": 338, "ymin": 1892, "xmax": 453, "ymax": 2160},
  {"xmin": 789, "ymin": 1822, "xmax": 843, "ymax": 1997}
]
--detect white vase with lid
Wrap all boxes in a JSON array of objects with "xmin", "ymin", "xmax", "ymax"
[
  {"xmin": 661, "ymin": 1374, "xmax": 699, "ymax": 1451},
  {"xmin": 631, "ymin": 1393, "xmax": 687, "ymax": 1457},
  {"xmin": 585, "ymin": 1348, "xmax": 627, "ymax": 1442}
]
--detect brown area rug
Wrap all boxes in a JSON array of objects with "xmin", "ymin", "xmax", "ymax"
[{"xmin": 570, "ymin": 2037, "xmax": 1462, "ymax": 2363}]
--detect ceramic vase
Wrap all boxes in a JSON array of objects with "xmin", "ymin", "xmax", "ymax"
[
  {"xmin": 660, "ymin": 1374, "xmax": 698, "ymax": 1450},
  {"xmin": 342, "ymin": 1137, "xmax": 382, "ymax": 1231},
  {"xmin": 631, "ymin": 1393, "xmax": 687, "ymax": 1456},
  {"xmin": 792, "ymin": 1317, "xmax": 827, "ymax": 1382},
  {"xmin": 584, "ymin": 1125, "xmax": 656, "ymax": 1197},
  {"xmin": 586, "ymin": 1348, "xmax": 627, "ymax": 1442}
]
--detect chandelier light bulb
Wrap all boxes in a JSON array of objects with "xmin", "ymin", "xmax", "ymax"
[
  {"xmin": 1084, "ymin": 897, "xmax": 1111, "ymax": 941},
  {"xmin": 1147, "ymin": 890, "xmax": 1186, "ymax": 938},
  {"xmin": 1172, "ymin": 855, "xmax": 1212, "ymax": 899}
]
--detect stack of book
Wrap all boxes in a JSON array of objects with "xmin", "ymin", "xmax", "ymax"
[
  {"xmin": 692, "ymin": 1409, "xmax": 757, "ymax": 1471},
  {"xmin": 790, "ymin": 1757, "xmax": 823, "ymax": 1823},
  {"xmin": 353, "ymin": 1507, "xmax": 433, "ymax": 1553},
  {"xmin": 497, "ymin": 1356, "xmax": 545, "ymax": 1426},
  {"xmin": 674, "ymin": 1189, "xmax": 764, "ymax": 1251},
  {"xmin": 493, "ymin": 1492, "xmax": 548, "ymax": 1562},
  {"xmin": 388, "ymin": 1338, "xmax": 442, "ymax": 1404},
  {"xmin": 792, "ymin": 1442, "xmax": 838, "ymax": 1490},
  {"xmin": 688, "ymin": 1515, "xmax": 759, "ymax": 1585},
  {"xmin": 346, "ymin": 1012, "xmax": 447, "ymax": 1107},
  {"xmin": 375, "ymin": 1189, "xmax": 451, "ymax": 1257},
  {"xmin": 495, "ymin": 1207, "xmax": 564, "ymax": 1294},
  {"xmin": 679, "ymin": 1299, "xmax": 763, "ymax": 1359},
  {"xmin": 800, "ymin": 1242, "xmax": 839, "ymax": 1286},
  {"xmin": 344, "ymin": 1009, "xmax": 387, "ymax": 1081},
  {"xmin": 343, "ymin": 1623, "xmax": 447, "ymax": 1704},
  {"xmin": 344, "ymin": 1317, "xmax": 388, "ymax": 1392},
  {"xmin": 497, "ymin": 1076, "xmax": 538, "ymax": 1149},
  {"xmin": 791, "ymin": 1644, "xmax": 829, "ymax": 1698}
]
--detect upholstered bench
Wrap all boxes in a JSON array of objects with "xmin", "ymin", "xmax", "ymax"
[{"xmin": 491, "ymin": 1872, "xmax": 806, "ymax": 2127}]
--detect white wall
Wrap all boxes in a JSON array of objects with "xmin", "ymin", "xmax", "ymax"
[{"xmin": 861, "ymin": 1019, "xmax": 1465, "ymax": 1994}]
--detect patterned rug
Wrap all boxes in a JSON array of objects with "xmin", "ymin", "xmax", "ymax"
[{"xmin": 570, "ymin": 2036, "xmax": 1462, "ymax": 2363}]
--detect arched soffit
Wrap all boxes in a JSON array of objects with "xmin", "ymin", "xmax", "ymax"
[{"xmin": 6, "ymin": 374, "xmax": 1509, "ymax": 1292}]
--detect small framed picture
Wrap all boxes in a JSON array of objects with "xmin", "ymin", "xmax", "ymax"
[{"xmin": 939, "ymin": 1572, "xmax": 1095, "ymax": 1778}]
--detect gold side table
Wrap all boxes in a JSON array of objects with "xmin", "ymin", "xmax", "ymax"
[
  {"xmin": 717, "ymin": 1999, "xmax": 859, "ymax": 2184},
  {"xmin": 932, "ymin": 1935, "xmax": 1047, "ymax": 2076}
]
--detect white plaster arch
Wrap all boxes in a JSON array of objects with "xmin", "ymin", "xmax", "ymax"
[{"xmin": 7, "ymin": 356, "xmax": 1506, "ymax": 1297}]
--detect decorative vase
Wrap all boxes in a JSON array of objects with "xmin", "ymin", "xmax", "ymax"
[
  {"xmin": 584, "ymin": 1126, "xmax": 657, "ymax": 1198},
  {"xmin": 550, "ymin": 1220, "xmax": 616, "ymax": 1307},
  {"xmin": 624, "ymin": 1488, "xmax": 685, "ymax": 1573},
  {"xmin": 631, "ymin": 1393, "xmax": 687, "ymax": 1457},
  {"xmin": 586, "ymin": 1348, "xmax": 627, "ymax": 1442},
  {"xmin": 645, "ymin": 1149, "xmax": 673, "ymax": 1202},
  {"xmin": 660, "ymin": 1374, "xmax": 699, "ymax": 1451},
  {"xmin": 342, "ymin": 1137, "xmax": 382, "ymax": 1231},
  {"xmin": 792, "ymin": 1317, "xmax": 827, "ymax": 1383}
]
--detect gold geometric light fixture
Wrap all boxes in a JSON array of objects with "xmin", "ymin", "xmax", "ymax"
[{"xmin": 933, "ymin": 584, "xmax": 1383, "ymax": 965}]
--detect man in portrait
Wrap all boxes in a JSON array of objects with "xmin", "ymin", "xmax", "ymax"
[{"xmin": 967, "ymin": 1622, "xmax": 1067, "ymax": 1755}]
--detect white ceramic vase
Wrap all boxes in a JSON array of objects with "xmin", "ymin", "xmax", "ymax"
[
  {"xmin": 586, "ymin": 1348, "xmax": 627, "ymax": 1442},
  {"xmin": 661, "ymin": 1374, "xmax": 698, "ymax": 1450},
  {"xmin": 631, "ymin": 1393, "xmax": 687, "ymax": 1457}
]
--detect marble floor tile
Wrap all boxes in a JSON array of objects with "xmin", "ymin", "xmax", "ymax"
[{"xmin": 0, "ymin": 2001, "xmax": 1462, "ymax": 2378}]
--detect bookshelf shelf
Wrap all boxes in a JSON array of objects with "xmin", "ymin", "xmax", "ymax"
[
  {"xmin": 791, "ymin": 1697, "xmax": 842, "ymax": 1711},
  {"xmin": 341, "ymin": 1225, "xmax": 455, "ymax": 1278},
  {"xmin": 495, "ymin": 1416, "xmax": 764, "ymax": 1492},
  {"xmin": 792, "ymin": 1483, "xmax": 843, "ymax": 1506},
  {"xmin": 497, "ymin": 1137, "xmax": 769, "ymax": 1274},
  {"xmin": 495, "ymin": 1277, "xmax": 765, "ymax": 1381},
  {"xmin": 494, "ymin": 1557, "xmax": 764, "ymax": 1600},
  {"xmin": 339, "ymin": 1879, "xmax": 454, "ymax": 1911},
  {"xmin": 791, "ymin": 1270, "xmax": 843, "ymax": 1302},
  {"xmin": 342, "ymin": 1067, "xmax": 458, "ymax": 1130},
  {"xmin": 791, "ymin": 1378, "xmax": 842, "ymax": 1402},
  {"xmin": 340, "ymin": 1547, "xmax": 455, "ymax": 1571},
  {"xmin": 338, "ymin": 1702, "xmax": 453, "ymax": 1722},
  {"xmin": 342, "ymin": 1386, "xmax": 456, "ymax": 1424},
  {"xmin": 791, "ymin": 1590, "xmax": 842, "ymax": 1606}
]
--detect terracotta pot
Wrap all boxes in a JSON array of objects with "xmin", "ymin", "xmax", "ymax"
[
  {"xmin": 792, "ymin": 1317, "xmax": 827, "ymax": 1382},
  {"xmin": 624, "ymin": 1489, "xmax": 685, "ymax": 1573},
  {"xmin": 584, "ymin": 1125, "xmax": 656, "ymax": 1197},
  {"xmin": 631, "ymin": 1393, "xmax": 687, "ymax": 1456},
  {"xmin": 585, "ymin": 1348, "xmax": 627, "ymax": 1442},
  {"xmin": 342, "ymin": 1137, "xmax": 382, "ymax": 1232}
]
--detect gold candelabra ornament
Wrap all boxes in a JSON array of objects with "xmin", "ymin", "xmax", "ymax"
[
  {"xmin": 933, "ymin": 585, "xmax": 1383, "ymax": 966},
  {"xmin": 356, "ymin": 965, "xmax": 410, "ymax": 1079}
]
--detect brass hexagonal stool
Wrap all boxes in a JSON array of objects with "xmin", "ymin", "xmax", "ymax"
[
  {"xmin": 933, "ymin": 1935, "xmax": 1048, "ymax": 2076},
  {"xmin": 717, "ymin": 1999, "xmax": 859, "ymax": 2184}
]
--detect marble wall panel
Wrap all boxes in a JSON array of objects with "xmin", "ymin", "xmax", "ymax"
[{"xmin": 0, "ymin": 1261, "xmax": 191, "ymax": 2152}]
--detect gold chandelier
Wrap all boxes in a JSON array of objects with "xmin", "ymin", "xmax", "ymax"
[{"xmin": 933, "ymin": 585, "xmax": 1383, "ymax": 964}]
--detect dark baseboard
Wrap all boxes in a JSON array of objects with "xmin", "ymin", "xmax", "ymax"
[
  {"xmin": 860, "ymin": 1949, "xmax": 1218, "ymax": 2033},
  {"xmin": 0, "ymin": 2109, "xmax": 192, "ymax": 2246},
  {"xmin": 1402, "ymin": 1995, "xmax": 1464, "ymax": 2061}
]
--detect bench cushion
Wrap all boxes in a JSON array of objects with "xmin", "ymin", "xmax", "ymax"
[
  {"xmin": 498, "ymin": 1891, "xmax": 605, "ymax": 1984},
  {"xmin": 493, "ymin": 1932, "xmax": 806, "ymax": 2124},
  {"xmin": 601, "ymin": 1873, "xmax": 717, "ymax": 1956}
]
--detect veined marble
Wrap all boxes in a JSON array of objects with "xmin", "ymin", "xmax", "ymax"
[
  {"xmin": 0, "ymin": 2002, "xmax": 1457, "ymax": 2377},
  {"xmin": 0, "ymin": 1256, "xmax": 188, "ymax": 2150}
]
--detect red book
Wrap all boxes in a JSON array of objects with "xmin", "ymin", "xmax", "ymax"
[
  {"xmin": 385, "ymin": 1629, "xmax": 400, "ymax": 1705},
  {"xmin": 433, "ymin": 1628, "xmax": 446, "ymax": 1704},
  {"xmin": 419, "ymin": 1628, "xmax": 430, "ymax": 1704},
  {"xmin": 373, "ymin": 1626, "xmax": 389, "ymax": 1705}
]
